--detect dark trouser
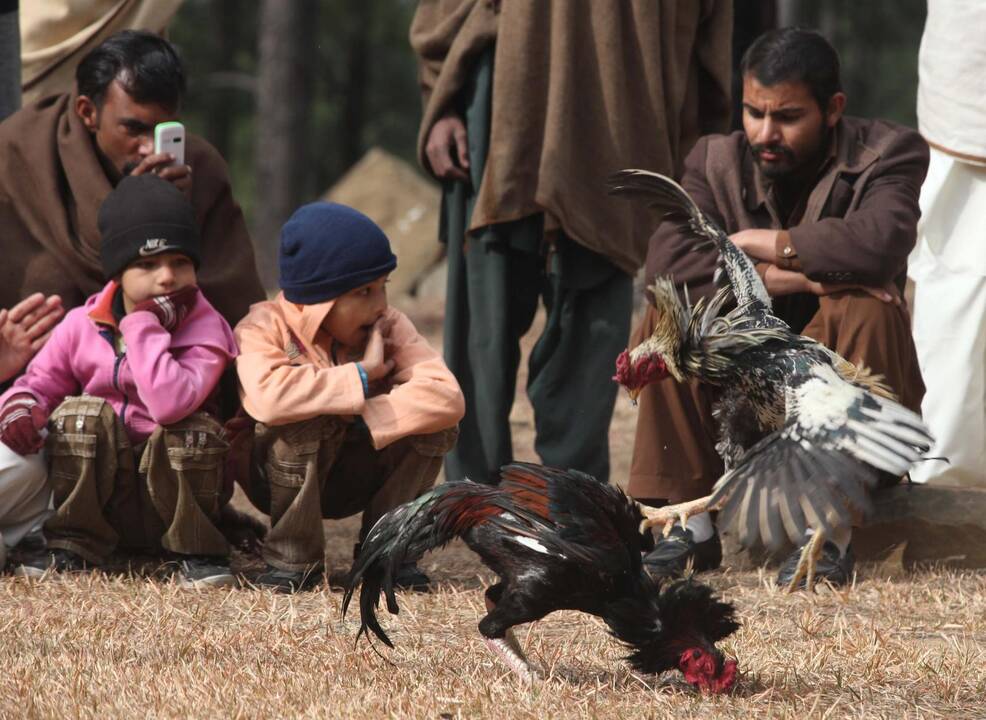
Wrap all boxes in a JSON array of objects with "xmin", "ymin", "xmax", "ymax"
[
  {"xmin": 44, "ymin": 396, "xmax": 230, "ymax": 564},
  {"xmin": 242, "ymin": 417, "xmax": 458, "ymax": 572},
  {"xmin": 442, "ymin": 45, "xmax": 632, "ymax": 485},
  {"xmin": 628, "ymin": 290, "xmax": 927, "ymax": 503}
]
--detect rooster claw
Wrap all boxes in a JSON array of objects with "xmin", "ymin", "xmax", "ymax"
[
  {"xmin": 637, "ymin": 496, "xmax": 713, "ymax": 539},
  {"xmin": 485, "ymin": 632, "xmax": 537, "ymax": 681}
]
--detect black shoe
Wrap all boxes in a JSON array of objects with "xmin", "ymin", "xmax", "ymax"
[
  {"xmin": 176, "ymin": 556, "xmax": 236, "ymax": 589},
  {"xmin": 776, "ymin": 539, "xmax": 854, "ymax": 590},
  {"xmin": 392, "ymin": 563, "xmax": 431, "ymax": 592},
  {"xmin": 642, "ymin": 525, "xmax": 722, "ymax": 579},
  {"xmin": 254, "ymin": 564, "xmax": 323, "ymax": 593},
  {"xmin": 12, "ymin": 548, "xmax": 89, "ymax": 578}
]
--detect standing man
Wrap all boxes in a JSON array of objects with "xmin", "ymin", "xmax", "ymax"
[
  {"xmin": 411, "ymin": 0, "xmax": 733, "ymax": 484},
  {"xmin": 631, "ymin": 28, "xmax": 928, "ymax": 586},
  {"xmin": 908, "ymin": 0, "xmax": 986, "ymax": 488},
  {"xmin": 0, "ymin": 30, "xmax": 263, "ymax": 327}
]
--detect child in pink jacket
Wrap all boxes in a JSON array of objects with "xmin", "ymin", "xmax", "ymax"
[
  {"xmin": 0, "ymin": 176, "xmax": 238, "ymax": 587},
  {"xmin": 233, "ymin": 202, "xmax": 464, "ymax": 592}
]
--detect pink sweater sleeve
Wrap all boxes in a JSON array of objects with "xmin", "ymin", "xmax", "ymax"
[
  {"xmin": 362, "ymin": 310, "xmax": 465, "ymax": 449},
  {"xmin": 0, "ymin": 309, "xmax": 82, "ymax": 414},
  {"xmin": 119, "ymin": 312, "xmax": 229, "ymax": 425}
]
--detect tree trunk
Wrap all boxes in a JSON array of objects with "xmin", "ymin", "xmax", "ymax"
[
  {"xmin": 253, "ymin": 0, "xmax": 316, "ymax": 289},
  {"xmin": 206, "ymin": 0, "xmax": 240, "ymax": 159},
  {"xmin": 339, "ymin": 0, "xmax": 372, "ymax": 175}
]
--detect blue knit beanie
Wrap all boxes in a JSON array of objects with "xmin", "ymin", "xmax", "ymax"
[{"xmin": 278, "ymin": 202, "xmax": 397, "ymax": 304}]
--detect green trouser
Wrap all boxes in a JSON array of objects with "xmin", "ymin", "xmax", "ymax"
[
  {"xmin": 442, "ymin": 48, "xmax": 632, "ymax": 485},
  {"xmin": 243, "ymin": 418, "xmax": 458, "ymax": 572},
  {"xmin": 44, "ymin": 396, "xmax": 230, "ymax": 564}
]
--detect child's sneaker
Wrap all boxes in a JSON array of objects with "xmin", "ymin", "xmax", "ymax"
[
  {"xmin": 12, "ymin": 548, "xmax": 89, "ymax": 578},
  {"xmin": 176, "ymin": 556, "xmax": 236, "ymax": 589},
  {"xmin": 254, "ymin": 564, "xmax": 323, "ymax": 593}
]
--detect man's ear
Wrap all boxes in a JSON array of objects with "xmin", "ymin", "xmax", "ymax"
[
  {"xmin": 75, "ymin": 95, "xmax": 99, "ymax": 132},
  {"xmin": 825, "ymin": 92, "xmax": 846, "ymax": 128}
]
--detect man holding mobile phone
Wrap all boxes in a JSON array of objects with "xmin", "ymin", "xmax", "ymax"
[{"xmin": 0, "ymin": 30, "xmax": 263, "ymax": 328}]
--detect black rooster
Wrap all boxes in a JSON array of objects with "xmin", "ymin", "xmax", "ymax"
[
  {"xmin": 609, "ymin": 170, "xmax": 933, "ymax": 590},
  {"xmin": 343, "ymin": 462, "xmax": 739, "ymax": 692}
]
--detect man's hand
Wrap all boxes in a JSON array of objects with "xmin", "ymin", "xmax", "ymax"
[
  {"xmin": 729, "ymin": 229, "xmax": 779, "ymax": 262},
  {"xmin": 131, "ymin": 286, "xmax": 198, "ymax": 331},
  {"xmin": 0, "ymin": 293, "xmax": 64, "ymax": 382},
  {"xmin": 360, "ymin": 319, "xmax": 396, "ymax": 387},
  {"xmin": 761, "ymin": 265, "xmax": 902, "ymax": 305},
  {"xmin": 129, "ymin": 152, "xmax": 192, "ymax": 195},
  {"xmin": 425, "ymin": 113, "xmax": 470, "ymax": 182},
  {"xmin": 810, "ymin": 278, "xmax": 902, "ymax": 305},
  {"xmin": 0, "ymin": 393, "xmax": 46, "ymax": 456}
]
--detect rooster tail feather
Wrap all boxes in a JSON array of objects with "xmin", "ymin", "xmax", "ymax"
[{"xmin": 342, "ymin": 482, "xmax": 502, "ymax": 647}]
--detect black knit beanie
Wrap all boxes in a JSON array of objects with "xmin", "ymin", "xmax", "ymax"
[
  {"xmin": 278, "ymin": 202, "xmax": 397, "ymax": 304},
  {"xmin": 98, "ymin": 175, "xmax": 200, "ymax": 280}
]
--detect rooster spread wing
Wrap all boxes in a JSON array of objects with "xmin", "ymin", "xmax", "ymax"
[
  {"xmin": 608, "ymin": 169, "xmax": 772, "ymax": 316},
  {"xmin": 708, "ymin": 363, "xmax": 933, "ymax": 550},
  {"xmin": 498, "ymin": 463, "xmax": 644, "ymax": 575}
]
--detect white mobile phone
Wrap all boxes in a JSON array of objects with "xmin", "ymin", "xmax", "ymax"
[{"xmin": 154, "ymin": 121, "xmax": 185, "ymax": 166}]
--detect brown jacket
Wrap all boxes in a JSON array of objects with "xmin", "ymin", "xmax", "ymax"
[
  {"xmin": 410, "ymin": 0, "xmax": 733, "ymax": 275},
  {"xmin": 0, "ymin": 91, "xmax": 264, "ymax": 326},
  {"xmin": 645, "ymin": 116, "xmax": 930, "ymax": 321}
]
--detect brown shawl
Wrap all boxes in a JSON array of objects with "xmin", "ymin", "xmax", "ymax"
[
  {"xmin": 410, "ymin": 0, "xmax": 733, "ymax": 275},
  {"xmin": 0, "ymin": 91, "xmax": 264, "ymax": 325}
]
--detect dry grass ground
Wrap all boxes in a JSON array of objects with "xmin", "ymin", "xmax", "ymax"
[{"xmin": 2, "ymin": 298, "xmax": 985, "ymax": 719}]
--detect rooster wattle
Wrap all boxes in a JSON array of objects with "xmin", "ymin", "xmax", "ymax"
[{"xmin": 343, "ymin": 462, "xmax": 739, "ymax": 692}]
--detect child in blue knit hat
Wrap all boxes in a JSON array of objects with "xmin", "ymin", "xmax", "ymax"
[{"xmin": 231, "ymin": 202, "xmax": 464, "ymax": 592}]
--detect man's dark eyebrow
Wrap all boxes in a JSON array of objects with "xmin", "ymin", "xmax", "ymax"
[
  {"xmin": 119, "ymin": 117, "xmax": 153, "ymax": 132},
  {"xmin": 741, "ymin": 103, "xmax": 806, "ymax": 117}
]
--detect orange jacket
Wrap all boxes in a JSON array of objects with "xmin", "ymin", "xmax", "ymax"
[{"xmin": 234, "ymin": 293, "xmax": 464, "ymax": 449}]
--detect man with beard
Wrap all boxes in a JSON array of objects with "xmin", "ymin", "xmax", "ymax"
[
  {"xmin": 0, "ymin": 30, "xmax": 263, "ymax": 328},
  {"xmin": 631, "ymin": 28, "xmax": 928, "ymax": 587}
]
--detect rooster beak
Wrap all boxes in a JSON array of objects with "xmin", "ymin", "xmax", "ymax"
[{"xmin": 626, "ymin": 387, "xmax": 642, "ymax": 405}]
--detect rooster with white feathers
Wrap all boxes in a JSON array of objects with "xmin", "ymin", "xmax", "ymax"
[{"xmin": 609, "ymin": 169, "xmax": 933, "ymax": 591}]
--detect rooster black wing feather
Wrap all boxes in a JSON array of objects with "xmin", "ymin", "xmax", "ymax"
[
  {"xmin": 710, "ymin": 363, "xmax": 934, "ymax": 549},
  {"xmin": 498, "ymin": 462, "xmax": 644, "ymax": 575}
]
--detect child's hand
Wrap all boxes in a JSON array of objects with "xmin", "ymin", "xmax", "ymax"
[
  {"xmin": 0, "ymin": 393, "xmax": 46, "ymax": 456},
  {"xmin": 132, "ymin": 285, "xmax": 198, "ymax": 331},
  {"xmin": 360, "ymin": 320, "xmax": 395, "ymax": 383}
]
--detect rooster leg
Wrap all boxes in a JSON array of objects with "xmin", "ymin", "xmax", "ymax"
[
  {"xmin": 483, "ymin": 586, "xmax": 536, "ymax": 680},
  {"xmin": 785, "ymin": 529, "xmax": 827, "ymax": 594},
  {"xmin": 484, "ymin": 636, "xmax": 536, "ymax": 681},
  {"xmin": 638, "ymin": 495, "xmax": 714, "ymax": 538}
]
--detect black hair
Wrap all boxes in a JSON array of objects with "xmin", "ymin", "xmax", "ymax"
[
  {"xmin": 740, "ymin": 27, "xmax": 842, "ymax": 110},
  {"xmin": 76, "ymin": 30, "xmax": 186, "ymax": 110}
]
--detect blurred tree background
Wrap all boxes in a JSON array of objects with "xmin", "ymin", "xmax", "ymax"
[{"xmin": 168, "ymin": 0, "xmax": 927, "ymax": 286}]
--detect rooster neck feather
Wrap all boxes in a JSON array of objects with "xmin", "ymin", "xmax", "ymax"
[{"xmin": 604, "ymin": 578, "xmax": 740, "ymax": 674}]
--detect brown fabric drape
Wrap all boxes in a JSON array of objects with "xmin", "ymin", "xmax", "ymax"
[
  {"xmin": 410, "ymin": 0, "xmax": 733, "ymax": 275},
  {"xmin": 0, "ymin": 92, "xmax": 263, "ymax": 325},
  {"xmin": 20, "ymin": 0, "xmax": 184, "ymax": 104}
]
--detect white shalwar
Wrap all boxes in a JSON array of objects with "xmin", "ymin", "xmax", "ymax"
[
  {"xmin": 909, "ymin": 0, "xmax": 986, "ymax": 486},
  {"xmin": 0, "ymin": 442, "xmax": 52, "ymax": 553}
]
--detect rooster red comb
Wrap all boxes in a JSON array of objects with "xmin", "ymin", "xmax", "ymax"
[{"xmin": 613, "ymin": 349, "xmax": 667, "ymax": 390}]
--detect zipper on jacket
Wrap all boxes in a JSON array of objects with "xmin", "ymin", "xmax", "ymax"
[{"xmin": 112, "ymin": 353, "xmax": 129, "ymax": 425}]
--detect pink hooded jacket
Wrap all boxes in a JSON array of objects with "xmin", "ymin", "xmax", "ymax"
[{"xmin": 0, "ymin": 281, "xmax": 238, "ymax": 442}]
